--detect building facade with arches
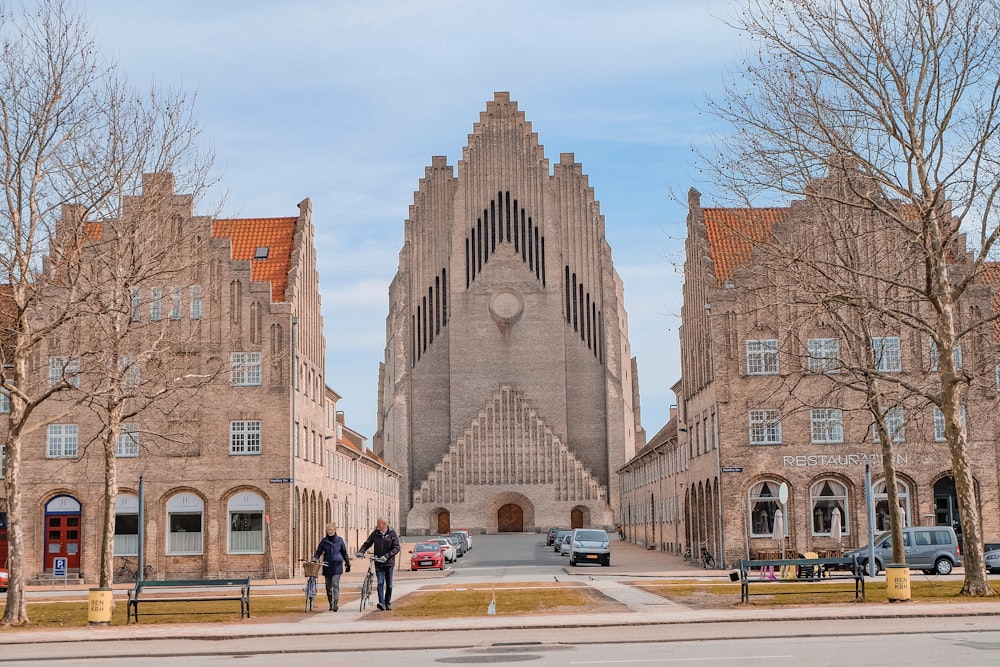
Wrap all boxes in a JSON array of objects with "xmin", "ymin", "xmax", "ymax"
[
  {"xmin": 375, "ymin": 93, "xmax": 644, "ymax": 535},
  {"xmin": 0, "ymin": 173, "xmax": 396, "ymax": 583},
  {"xmin": 619, "ymin": 170, "xmax": 1000, "ymax": 567}
]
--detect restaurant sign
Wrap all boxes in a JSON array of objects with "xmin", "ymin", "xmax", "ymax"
[{"xmin": 782, "ymin": 453, "xmax": 908, "ymax": 468}]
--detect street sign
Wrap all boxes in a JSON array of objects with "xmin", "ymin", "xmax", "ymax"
[
  {"xmin": 722, "ymin": 467, "xmax": 743, "ymax": 473},
  {"xmin": 269, "ymin": 477, "xmax": 293, "ymax": 484},
  {"xmin": 53, "ymin": 557, "xmax": 67, "ymax": 578}
]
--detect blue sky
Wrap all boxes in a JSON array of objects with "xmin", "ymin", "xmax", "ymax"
[{"xmin": 85, "ymin": 0, "xmax": 737, "ymax": 440}]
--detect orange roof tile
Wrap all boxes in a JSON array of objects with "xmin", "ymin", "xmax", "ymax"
[
  {"xmin": 212, "ymin": 217, "xmax": 297, "ymax": 302},
  {"xmin": 702, "ymin": 208, "xmax": 787, "ymax": 283},
  {"xmin": 980, "ymin": 263, "xmax": 1000, "ymax": 339}
]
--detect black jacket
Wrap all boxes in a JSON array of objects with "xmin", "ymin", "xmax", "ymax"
[
  {"xmin": 313, "ymin": 534, "xmax": 350, "ymax": 576},
  {"xmin": 359, "ymin": 526, "xmax": 401, "ymax": 569}
]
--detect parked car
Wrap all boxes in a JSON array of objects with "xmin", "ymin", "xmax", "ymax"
[
  {"xmin": 546, "ymin": 527, "xmax": 562, "ymax": 546},
  {"xmin": 553, "ymin": 530, "xmax": 572, "ymax": 553},
  {"xmin": 844, "ymin": 526, "xmax": 962, "ymax": 575},
  {"xmin": 0, "ymin": 567, "xmax": 7, "ymax": 591},
  {"xmin": 428, "ymin": 537, "xmax": 457, "ymax": 563},
  {"xmin": 986, "ymin": 548, "xmax": 1000, "ymax": 574},
  {"xmin": 410, "ymin": 542, "xmax": 445, "ymax": 571},
  {"xmin": 450, "ymin": 531, "xmax": 470, "ymax": 553},
  {"xmin": 568, "ymin": 528, "xmax": 612, "ymax": 567},
  {"xmin": 559, "ymin": 533, "xmax": 573, "ymax": 556},
  {"xmin": 446, "ymin": 535, "xmax": 465, "ymax": 557},
  {"xmin": 452, "ymin": 529, "xmax": 473, "ymax": 551}
]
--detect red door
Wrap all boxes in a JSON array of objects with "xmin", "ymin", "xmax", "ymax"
[
  {"xmin": 44, "ymin": 496, "xmax": 81, "ymax": 570},
  {"xmin": 0, "ymin": 512, "xmax": 8, "ymax": 566}
]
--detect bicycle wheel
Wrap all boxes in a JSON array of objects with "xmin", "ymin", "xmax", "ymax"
[
  {"xmin": 704, "ymin": 553, "xmax": 716, "ymax": 569},
  {"xmin": 359, "ymin": 572, "xmax": 373, "ymax": 611},
  {"xmin": 305, "ymin": 577, "xmax": 316, "ymax": 612}
]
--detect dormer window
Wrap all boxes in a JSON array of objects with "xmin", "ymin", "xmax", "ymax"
[{"xmin": 254, "ymin": 247, "xmax": 269, "ymax": 260}]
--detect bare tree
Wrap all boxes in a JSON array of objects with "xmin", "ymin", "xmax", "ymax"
[
  {"xmin": 700, "ymin": 0, "xmax": 1000, "ymax": 596},
  {"xmin": 0, "ymin": 0, "xmax": 212, "ymax": 624}
]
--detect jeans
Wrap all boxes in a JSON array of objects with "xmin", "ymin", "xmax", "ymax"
[
  {"xmin": 324, "ymin": 573, "xmax": 342, "ymax": 606},
  {"xmin": 376, "ymin": 565, "xmax": 394, "ymax": 606}
]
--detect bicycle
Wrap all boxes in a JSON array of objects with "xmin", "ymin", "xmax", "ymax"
[
  {"xmin": 683, "ymin": 545, "xmax": 692, "ymax": 561},
  {"xmin": 113, "ymin": 558, "xmax": 155, "ymax": 583},
  {"xmin": 301, "ymin": 560, "xmax": 323, "ymax": 612},
  {"xmin": 356, "ymin": 554, "xmax": 378, "ymax": 612},
  {"xmin": 700, "ymin": 543, "xmax": 716, "ymax": 569}
]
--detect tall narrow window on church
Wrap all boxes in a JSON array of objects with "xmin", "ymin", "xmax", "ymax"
[
  {"xmin": 572, "ymin": 273, "xmax": 578, "ymax": 331},
  {"xmin": 490, "ymin": 200, "xmax": 496, "ymax": 251},
  {"xmin": 483, "ymin": 209, "xmax": 490, "ymax": 262},
  {"xmin": 592, "ymin": 302, "xmax": 597, "ymax": 355},
  {"xmin": 514, "ymin": 207, "xmax": 520, "ymax": 252},
  {"xmin": 435, "ymin": 277, "xmax": 441, "ymax": 335},
  {"xmin": 565, "ymin": 267, "xmax": 571, "ymax": 323},
  {"xmin": 416, "ymin": 308, "xmax": 422, "ymax": 359},
  {"xmin": 598, "ymin": 311, "xmax": 604, "ymax": 363},
  {"xmin": 586, "ymin": 293, "xmax": 592, "ymax": 348},
  {"xmin": 428, "ymin": 288, "xmax": 434, "ymax": 344},
  {"xmin": 527, "ymin": 219, "xmax": 534, "ymax": 269},
  {"xmin": 540, "ymin": 237, "xmax": 546, "ymax": 285},
  {"xmin": 465, "ymin": 238, "xmax": 470, "ymax": 287},
  {"xmin": 411, "ymin": 315, "xmax": 416, "ymax": 365},
  {"xmin": 477, "ymin": 219, "xmax": 483, "ymax": 271},
  {"xmin": 423, "ymin": 296, "xmax": 428, "ymax": 350},
  {"xmin": 579, "ymin": 284, "xmax": 585, "ymax": 340},
  {"xmin": 521, "ymin": 212, "xmax": 527, "ymax": 260},
  {"xmin": 505, "ymin": 192, "xmax": 512, "ymax": 240}
]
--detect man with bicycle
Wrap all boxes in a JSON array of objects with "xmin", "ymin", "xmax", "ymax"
[
  {"xmin": 314, "ymin": 523, "xmax": 350, "ymax": 611},
  {"xmin": 357, "ymin": 517, "xmax": 400, "ymax": 611}
]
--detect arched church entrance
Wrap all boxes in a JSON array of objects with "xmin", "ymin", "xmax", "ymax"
[
  {"xmin": 571, "ymin": 508, "xmax": 584, "ymax": 529},
  {"xmin": 437, "ymin": 510, "xmax": 451, "ymax": 534},
  {"xmin": 498, "ymin": 504, "xmax": 523, "ymax": 532}
]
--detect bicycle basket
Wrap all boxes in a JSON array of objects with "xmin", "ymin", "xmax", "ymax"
[{"xmin": 302, "ymin": 561, "xmax": 322, "ymax": 577}]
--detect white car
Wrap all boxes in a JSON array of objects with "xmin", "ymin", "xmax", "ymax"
[
  {"xmin": 429, "ymin": 537, "xmax": 457, "ymax": 563},
  {"xmin": 559, "ymin": 533, "xmax": 572, "ymax": 556}
]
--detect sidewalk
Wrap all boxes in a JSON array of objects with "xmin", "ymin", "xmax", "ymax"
[{"xmin": 4, "ymin": 537, "xmax": 1000, "ymax": 646}]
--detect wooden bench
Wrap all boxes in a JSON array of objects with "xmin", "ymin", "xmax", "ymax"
[
  {"xmin": 737, "ymin": 557, "xmax": 865, "ymax": 603},
  {"xmin": 126, "ymin": 578, "xmax": 251, "ymax": 624}
]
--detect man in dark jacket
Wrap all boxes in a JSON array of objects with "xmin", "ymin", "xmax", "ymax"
[
  {"xmin": 313, "ymin": 523, "xmax": 350, "ymax": 611},
  {"xmin": 358, "ymin": 517, "xmax": 400, "ymax": 610}
]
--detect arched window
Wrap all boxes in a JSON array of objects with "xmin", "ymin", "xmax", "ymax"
[
  {"xmin": 873, "ymin": 479, "xmax": 911, "ymax": 532},
  {"xmin": 166, "ymin": 492, "xmax": 204, "ymax": 555},
  {"xmin": 228, "ymin": 491, "xmax": 265, "ymax": 554},
  {"xmin": 113, "ymin": 494, "xmax": 139, "ymax": 556},
  {"xmin": 749, "ymin": 480, "xmax": 785, "ymax": 537},
  {"xmin": 810, "ymin": 479, "xmax": 848, "ymax": 536}
]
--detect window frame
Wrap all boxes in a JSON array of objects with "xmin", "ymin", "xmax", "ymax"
[
  {"xmin": 872, "ymin": 406, "xmax": 905, "ymax": 443},
  {"xmin": 116, "ymin": 423, "xmax": 140, "ymax": 458},
  {"xmin": 166, "ymin": 493, "xmax": 204, "ymax": 556},
  {"xmin": 48, "ymin": 357, "xmax": 81, "ymax": 389},
  {"xmin": 810, "ymin": 478, "xmax": 849, "ymax": 536},
  {"xmin": 933, "ymin": 405, "xmax": 967, "ymax": 442},
  {"xmin": 872, "ymin": 336, "xmax": 901, "ymax": 373},
  {"xmin": 46, "ymin": 423, "xmax": 79, "ymax": 458},
  {"xmin": 227, "ymin": 492, "xmax": 266, "ymax": 554},
  {"xmin": 746, "ymin": 339, "xmax": 779, "ymax": 376},
  {"xmin": 807, "ymin": 337, "xmax": 840, "ymax": 373},
  {"xmin": 749, "ymin": 480, "xmax": 786, "ymax": 538},
  {"xmin": 749, "ymin": 409, "xmax": 782, "ymax": 445},
  {"xmin": 230, "ymin": 420, "xmax": 262, "ymax": 455},
  {"xmin": 229, "ymin": 352, "xmax": 263, "ymax": 386},
  {"xmin": 810, "ymin": 408, "xmax": 844, "ymax": 444}
]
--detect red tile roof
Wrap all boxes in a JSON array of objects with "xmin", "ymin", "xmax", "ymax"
[
  {"xmin": 702, "ymin": 208, "xmax": 787, "ymax": 283},
  {"xmin": 212, "ymin": 217, "xmax": 297, "ymax": 302}
]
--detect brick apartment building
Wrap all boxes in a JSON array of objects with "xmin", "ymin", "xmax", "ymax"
[
  {"xmin": 621, "ymin": 170, "xmax": 1000, "ymax": 566},
  {"xmin": 375, "ymin": 93, "xmax": 644, "ymax": 535},
  {"xmin": 0, "ymin": 173, "xmax": 397, "ymax": 583}
]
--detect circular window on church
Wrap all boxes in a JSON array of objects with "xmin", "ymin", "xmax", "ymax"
[{"xmin": 489, "ymin": 288, "xmax": 524, "ymax": 325}]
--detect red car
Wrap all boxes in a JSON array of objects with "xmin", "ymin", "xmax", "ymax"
[
  {"xmin": 0, "ymin": 567, "xmax": 8, "ymax": 592},
  {"xmin": 410, "ymin": 542, "xmax": 445, "ymax": 571}
]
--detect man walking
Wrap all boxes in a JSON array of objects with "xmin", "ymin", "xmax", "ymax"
[{"xmin": 358, "ymin": 517, "xmax": 401, "ymax": 610}]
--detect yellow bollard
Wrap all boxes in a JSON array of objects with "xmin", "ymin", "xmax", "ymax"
[
  {"xmin": 87, "ymin": 587, "xmax": 114, "ymax": 625},
  {"xmin": 885, "ymin": 564, "xmax": 911, "ymax": 602}
]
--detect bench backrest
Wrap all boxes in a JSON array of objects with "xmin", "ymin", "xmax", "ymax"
[{"xmin": 135, "ymin": 578, "xmax": 250, "ymax": 593}]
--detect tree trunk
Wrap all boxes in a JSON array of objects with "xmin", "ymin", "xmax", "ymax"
[
  {"xmin": 868, "ymin": 391, "xmax": 906, "ymax": 566},
  {"xmin": 98, "ymin": 406, "xmax": 122, "ymax": 589}
]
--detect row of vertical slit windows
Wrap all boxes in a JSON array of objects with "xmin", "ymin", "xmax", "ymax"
[
  {"xmin": 564, "ymin": 265, "xmax": 603, "ymax": 364},
  {"xmin": 412, "ymin": 268, "xmax": 448, "ymax": 365},
  {"xmin": 465, "ymin": 191, "xmax": 545, "ymax": 287}
]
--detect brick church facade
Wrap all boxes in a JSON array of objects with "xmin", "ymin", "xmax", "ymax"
[{"xmin": 375, "ymin": 93, "xmax": 644, "ymax": 535}]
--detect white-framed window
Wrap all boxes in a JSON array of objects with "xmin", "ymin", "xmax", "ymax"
[
  {"xmin": 120, "ymin": 356, "xmax": 140, "ymax": 389},
  {"xmin": 749, "ymin": 480, "xmax": 786, "ymax": 537},
  {"xmin": 48, "ymin": 357, "xmax": 80, "ymax": 388},
  {"xmin": 116, "ymin": 423, "xmax": 140, "ymax": 458},
  {"xmin": 228, "ymin": 492, "xmax": 265, "ymax": 554},
  {"xmin": 749, "ymin": 409, "xmax": 782, "ymax": 445},
  {"xmin": 0, "ymin": 444, "xmax": 5, "ymax": 479},
  {"xmin": 807, "ymin": 338, "xmax": 840, "ymax": 373},
  {"xmin": 933, "ymin": 405, "xmax": 967, "ymax": 442},
  {"xmin": 746, "ymin": 339, "xmax": 779, "ymax": 375},
  {"xmin": 810, "ymin": 408, "xmax": 844, "ymax": 444},
  {"xmin": 47, "ymin": 424, "xmax": 79, "ymax": 458},
  {"xmin": 166, "ymin": 492, "xmax": 203, "ymax": 555},
  {"xmin": 810, "ymin": 479, "xmax": 849, "ymax": 536},
  {"xmin": 130, "ymin": 287, "xmax": 141, "ymax": 322},
  {"xmin": 872, "ymin": 406, "xmax": 905, "ymax": 443},
  {"xmin": 0, "ymin": 388, "xmax": 9, "ymax": 413},
  {"xmin": 170, "ymin": 287, "xmax": 182, "ymax": 319},
  {"xmin": 230, "ymin": 420, "xmax": 262, "ymax": 455},
  {"xmin": 928, "ymin": 338, "xmax": 962, "ymax": 372},
  {"xmin": 872, "ymin": 336, "xmax": 901, "ymax": 372},
  {"xmin": 113, "ymin": 493, "xmax": 139, "ymax": 556},
  {"xmin": 190, "ymin": 285, "xmax": 202, "ymax": 320},
  {"xmin": 995, "ymin": 363, "xmax": 1000, "ymax": 392},
  {"xmin": 230, "ymin": 352, "xmax": 262, "ymax": 386},
  {"xmin": 150, "ymin": 287, "xmax": 162, "ymax": 321},
  {"xmin": 873, "ymin": 479, "xmax": 911, "ymax": 532}
]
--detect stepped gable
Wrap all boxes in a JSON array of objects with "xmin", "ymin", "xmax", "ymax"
[
  {"xmin": 414, "ymin": 384, "xmax": 608, "ymax": 505},
  {"xmin": 702, "ymin": 208, "xmax": 786, "ymax": 284},
  {"xmin": 212, "ymin": 217, "xmax": 297, "ymax": 302}
]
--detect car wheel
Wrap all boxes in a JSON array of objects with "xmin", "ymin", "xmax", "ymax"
[
  {"xmin": 602, "ymin": 559, "xmax": 610, "ymax": 567},
  {"xmin": 935, "ymin": 558, "xmax": 953, "ymax": 575},
  {"xmin": 570, "ymin": 557, "xmax": 577, "ymax": 566},
  {"xmin": 411, "ymin": 567, "xmax": 417, "ymax": 571}
]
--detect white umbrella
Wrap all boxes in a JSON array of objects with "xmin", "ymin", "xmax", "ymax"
[
  {"xmin": 772, "ymin": 508, "xmax": 784, "ymax": 560},
  {"xmin": 830, "ymin": 507, "xmax": 842, "ymax": 544}
]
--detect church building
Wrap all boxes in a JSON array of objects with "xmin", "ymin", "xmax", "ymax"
[{"xmin": 375, "ymin": 93, "xmax": 645, "ymax": 535}]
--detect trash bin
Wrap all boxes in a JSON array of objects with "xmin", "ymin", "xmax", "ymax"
[
  {"xmin": 87, "ymin": 587, "xmax": 114, "ymax": 625},
  {"xmin": 885, "ymin": 564, "xmax": 911, "ymax": 602}
]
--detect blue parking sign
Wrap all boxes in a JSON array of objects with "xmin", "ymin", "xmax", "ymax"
[{"xmin": 53, "ymin": 557, "xmax": 67, "ymax": 577}]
